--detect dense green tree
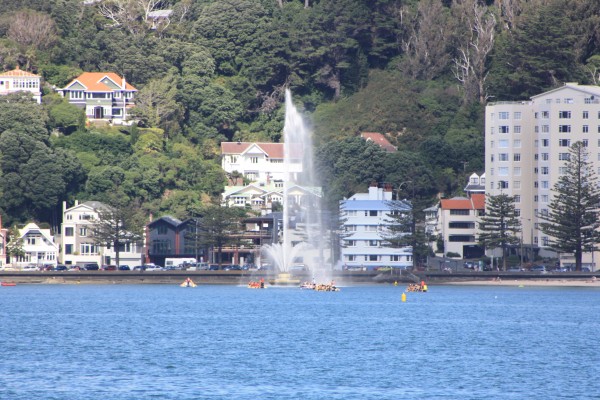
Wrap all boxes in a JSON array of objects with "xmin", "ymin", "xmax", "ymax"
[
  {"xmin": 0, "ymin": 93, "xmax": 49, "ymax": 142},
  {"xmin": 478, "ymin": 193, "xmax": 521, "ymax": 271},
  {"xmin": 89, "ymin": 197, "xmax": 145, "ymax": 268},
  {"xmin": 539, "ymin": 142, "xmax": 600, "ymax": 271},
  {"xmin": 487, "ymin": 1, "xmax": 584, "ymax": 99},
  {"xmin": 198, "ymin": 205, "xmax": 244, "ymax": 266}
]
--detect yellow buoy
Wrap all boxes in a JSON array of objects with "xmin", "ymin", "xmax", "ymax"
[
  {"xmin": 394, "ymin": 281, "xmax": 398, "ymax": 286},
  {"xmin": 401, "ymin": 292, "xmax": 407, "ymax": 302}
]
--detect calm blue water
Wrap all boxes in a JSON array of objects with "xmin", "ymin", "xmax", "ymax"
[{"xmin": 1, "ymin": 284, "xmax": 599, "ymax": 399}]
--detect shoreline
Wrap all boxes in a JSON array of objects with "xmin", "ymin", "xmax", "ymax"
[{"xmin": 442, "ymin": 278, "xmax": 600, "ymax": 287}]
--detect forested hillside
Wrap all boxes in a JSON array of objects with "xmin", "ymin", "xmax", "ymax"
[{"xmin": 1, "ymin": 0, "xmax": 600, "ymax": 227}]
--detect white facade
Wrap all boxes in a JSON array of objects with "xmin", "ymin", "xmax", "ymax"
[
  {"xmin": 486, "ymin": 83, "xmax": 600, "ymax": 269},
  {"xmin": 0, "ymin": 67, "xmax": 42, "ymax": 103},
  {"xmin": 438, "ymin": 194, "xmax": 485, "ymax": 259},
  {"xmin": 221, "ymin": 142, "xmax": 302, "ymax": 183},
  {"xmin": 11, "ymin": 223, "xmax": 58, "ymax": 268},
  {"xmin": 61, "ymin": 200, "xmax": 142, "ymax": 267},
  {"xmin": 340, "ymin": 185, "xmax": 412, "ymax": 270}
]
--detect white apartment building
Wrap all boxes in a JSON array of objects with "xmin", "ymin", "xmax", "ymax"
[
  {"xmin": 486, "ymin": 82, "xmax": 600, "ymax": 269},
  {"xmin": 438, "ymin": 194, "xmax": 485, "ymax": 259},
  {"xmin": 10, "ymin": 223, "xmax": 58, "ymax": 268},
  {"xmin": 61, "ymin": 200, "xmax": 142, "ymax": 267},
  {"xmin": 339, "ymin": 185, "xmax": 412, "ymax": 270},
  {"xmin": 0, "ymin": 66, "xmax": 42, "ymax": 103}
]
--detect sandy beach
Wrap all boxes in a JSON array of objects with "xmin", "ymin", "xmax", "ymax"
[{"xmin": 444, "ymin": 277, "xmax": 600, "ymax": 287}]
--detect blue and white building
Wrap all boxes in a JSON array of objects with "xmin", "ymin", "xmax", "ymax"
[{"xmin": 339, "ymin": 184, "xmax": 412, "ymax": 270}]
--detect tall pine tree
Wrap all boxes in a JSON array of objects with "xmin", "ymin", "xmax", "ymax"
[
  {"xmin": 539, "ymin": 141, "xmax": 600, "ymax": 271},
  {"xmin": 478, "ymin": 193, "xmax": 521, "ymax": 271}
]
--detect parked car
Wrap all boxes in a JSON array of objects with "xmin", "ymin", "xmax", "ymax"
[
  {"xmin": 208, "ymin": 264, "xmax": 220, "ymax": 270},
  {"xmin": 54, "ymin": 265, "xmax": 68, "ymax": 271},
  {"xmin": 530, "ymin": 265, "xmax": 547, "ymax": 272},
  {"xmin": 103, "ymin": 265, "xmax": 117, "ymax": 271},
  {"xmin": 224, "ymin": 264, "xmax": 242, "ymax": 271},
  {"xmin": 144, "ymin": 264, "xmax": 163, "ymax": 272},
  {"xmin": 132, "ymin": 265, "xmax": 145, "ymax": 271},
  {"xmin": 22, "ymin": 265, "xmax": 37, "ymax": 271},
  {"xmin": 84, "ymin": 263, "xmax": 99, "ymax": 270},
  {"xmin": 118, "ymin": 265, "xmax": 131, "ymax": 271}
]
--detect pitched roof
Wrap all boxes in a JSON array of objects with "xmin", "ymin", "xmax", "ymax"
[
  {"xmin": 0, "ymin": 66, "xmax": 39, "ymax": 78},
  {"xmin": 221, "ymin": 142, "xmax": 285, "ymax": 158},
  {"xmin": 361, "ymin": 132, "xmax": 397, "ymax": 152},
  {"xmin": 63, "ymin": 72, "xmax": 137, "ymax": 92},
  {"xmin": 440, "ymin": 194, "xmax": 485, "ymax": 210}
]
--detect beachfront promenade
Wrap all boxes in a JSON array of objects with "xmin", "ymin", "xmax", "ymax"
[{"xmin": 1, "ymin": 269, "xmax": 599, "ymax": 286}]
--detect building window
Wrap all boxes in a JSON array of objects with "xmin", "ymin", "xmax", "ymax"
[
  {"xmin": 584, "ymin": 111, "xmax": 589, "ymax": 119},
  {"xmin": 513, "ymin": 139, "xmax": 521, "ymax": 148},
  {"xmin": 559, "ymin": 153, "xmax": 570, "ymax": 161},
  {"xmin": 542, "ymin": 110, "xmax": 549, "ymax": 117},
  {"xmin": 498, "ymin": 112, "xmax": 509, "ymax": 119},
  {"xmin": 541, "ymin": 195, "xmax": 549, "ymax": 203},
  {"xmin": 541, "ymin": 167, "xmax": 549, "ymax": 175},
  {"xmin": 559, "ymin": 139, "xmax": 571, "ymax": 147},
  {"xmin": 514, "ymin": 153, "xmax": 521, "ymax": 161},
  {"xmin": 514, "ymin": 112, "xmax": 521, "ymax": 120},
  {"xmin": 534, "ymin": 195, "xmax": 538, "ymax": 202},
  {"xmin": 346, "ymin": 225, "xmax": 357, "ymax": 232},
  {"xmin": 514, "ymin": 125, "xmax": 521, "ymax": 134},
  {"xmin": 79, "ymin": 227, "xmax": 87, "ymax": 237},
  {"xmin": 541, "ymin": 181, "xmax": 549, "ymax": 189},
  {"xmin": 514, "ymin": 181, "xmax": 520, "ymax": 189},
  {"xmin": 498, "ymin": 139, "xmax": 509, "ymax": 148},
  {"xmin": 583, "ymin": 125, "xmax": 589, "ymax": 133},
  {"xmin": 368, "ymin": 210, "xmax": 378, "ymax": 217},
  {"xmin": 65, "ymin": 227, "xmax": 74, "ymax": 236},
  {"xmin": 499, "ymin": 126, "xmax": 509, "ymax": 134},
  {"xmin": 250, "ymin": 157, "xmax": 259, "ymax": 164},
  {"xmin": 65, "ymin": 244, "xmax": 73, "ymax": 255},
  {"xmin": 535, "ymin": 126, "xmax": 539, "ymax": 133},
  {"xmin": 542, "ymin": 125, "xmax": 549, "ymax": 133},
  {"xmin": 369, "ymin": 255, "xmax": 379, "ymax": 262},
  {"xmin": 559, "ymin": 167, "xmax": 568, "ymax": 174},
  {"xmin": 583, "ymin": 139, "xmax": 589, "ymax": 147},
  {"xmin": 514, "ymin": 195, "xmax": 521, "ymax": 203},
  {"xmin": 499, "ymin": 180, "xmax": 509, "ymax": 189},
  {"xmin": 542, "ymin": 139, "xmax": 549, "ymax": 147},
  {"xmin": 542, "ymin": 236, "xmax": 549, "ymax": 246},
  {"xmin": 346, "ymin": 240, "xmax": 355, "ymax": 247},
  {"xmin": 157, "ymin": 225, "xmax": 167, "ymax": 235},
  {"xmin": 80, "ymin": 243, "xmax": 97, "ymax": 255},
  {"xmin": 490, "ymin": 154, "xmax": 494, "ymax": 162},
  {"xmin": 498, "ymin": 167, "xmax": 509, "ymax": 176},
  {"xmin": 450, "ymin": 209, "xmax": 470, "ymax": 215},
  {"xmin": 449, "ymin": 222, "xmax": 475, "ymax": 229},
  {"xmin": 542, "ymin": 153, "xmax": 549, "ymax": 160},
  {"xmin": 559, "ymin": 125, "xmax": 571, "ymax": 133},
  {"xmin": 499, "ymin": 153, "xmax": 509, "ymax": 161},
  {"xmin": 368, "ymin": 240, "xmax": 378, "ymax": 247},
  {"xmin": 559, "ymin": 111, "xmax": 571, "ymax": 119},
  {"xmin": 565, "ymin": 98, "xmax": 574, "ymax": 104},
  {"xmin": 514, "ymin": 167, "xmax": 521, "ymax": 176}
]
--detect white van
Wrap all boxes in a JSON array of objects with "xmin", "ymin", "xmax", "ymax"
[{"xmin": 165, "ymin": 258, "xmax": 196, "ymax": 269}]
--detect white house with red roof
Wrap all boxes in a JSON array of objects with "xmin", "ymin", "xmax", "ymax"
[
  {"xmin": 438, "ymin": 193, "xmax": 485, "ymax": 259},
  {"xmin": 10, "ymin": 223, "xmax": 59, "ymax": 269},
  {"xmin": 0, "ymin": 66, "xmax": 42, "ymax": 103},
  {"xmin": 220, "ymin": 142, "xmax": 303, "ymax": 184},
  {"xmin": 58, "ymin": 72, "xmax": 137, "ymax": 124}
]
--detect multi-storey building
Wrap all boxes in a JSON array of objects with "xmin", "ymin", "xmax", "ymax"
[
  {"xmin": 0, "ymin": 66, "xmax": 42, "ymax": 103},
  {"xmin": 339, "ymin": 184, "xmax": 412, "ymax": 270},
  {"xmin": 220, "ymin": 142, "xmax": 302, "ymax": 184},
  {"xmin": 58, "ymin": 72, "xmax": 137, "ymax": 124},
  {"xmin": 486, "ymin": 82, "xmax": 600, "ymax": 268},
  {"xmin": 438, "ymin": 194, "xmax": 485, "ymax": 259},
  {"xmin": 61, "ymin": 201, "xmax": 142, "ymax": 267}
]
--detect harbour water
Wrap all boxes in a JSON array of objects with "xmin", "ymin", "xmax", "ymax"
[{"xmin": 1, "ymin": 284, "xmax": 599, "ymax": 399}]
